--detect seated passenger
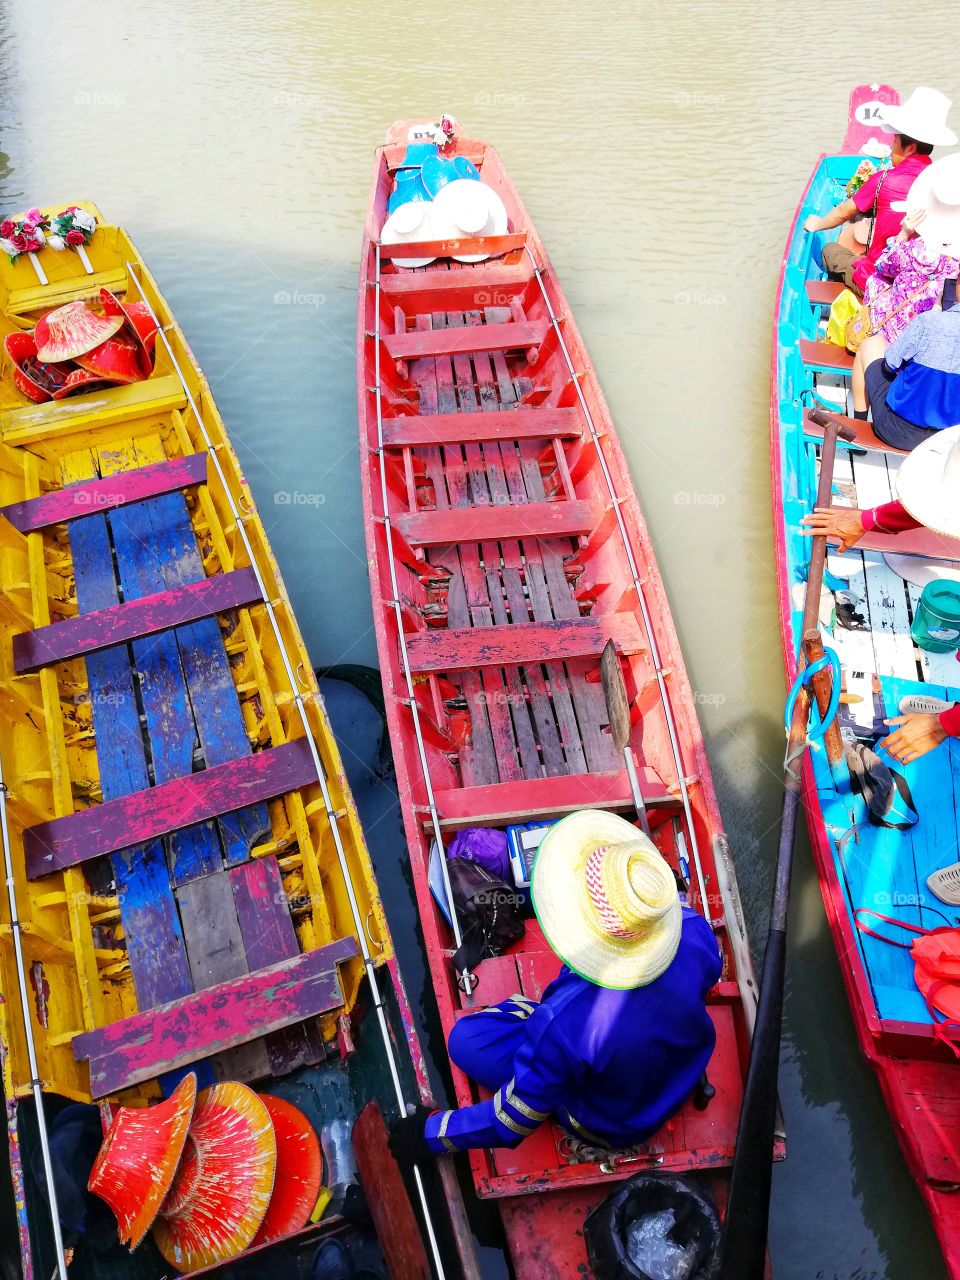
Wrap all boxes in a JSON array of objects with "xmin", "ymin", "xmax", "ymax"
[
  {"xmin": 862, "ymin": 207, "xmax": 959, "ymax": 343},
  {"xmin": 801, "ymin": 425, "xmax": 960, "ymax": 763},
  {"xmin": 803, "ymin": 87, "xmax": 955, "ymax": 295},
  {"xmin": 388, "ymin": 811, "xmax": 721, "ymax": 1162}
]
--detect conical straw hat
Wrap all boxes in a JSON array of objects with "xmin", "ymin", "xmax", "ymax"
[
  {"xmin": 33, "ymin": 300, "xmax": 123, "ymax": 362},
  {"xmin": 896, "ymin": 423, "xmax": 960, "ymax": 539},
  {"xmin": 250, "ymin": 1095, "xmax": 322, "ymax": 1246}
]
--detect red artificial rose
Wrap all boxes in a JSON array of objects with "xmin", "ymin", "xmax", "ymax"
[
  {"xmin": 65, "ymin": 228, "xmax": 85, "ymax": 246},
  {"xmin": 25, "ymin": 239, "xmax": 42, "ymax": 252},
  {"xmin": 21, "ymin": 221, "xmax": 36, "ymax": 236},
  {"xmin": 0, "ymin": 219, "xmax": 14, "ymax": 238},
  {"xmin": 11, "ymin": 233, "xmax": 29, "ymax": 252}
]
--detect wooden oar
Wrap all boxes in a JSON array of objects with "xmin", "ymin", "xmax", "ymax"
[
  {"xmin": 720, "ymin": 408, "xmax": 854, "ymax": 1277},
  {"xmin": 601, "ymin": 639, "xmax": 652, "ymax": 837}
]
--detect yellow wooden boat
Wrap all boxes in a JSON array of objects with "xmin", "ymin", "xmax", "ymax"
[{"xmin": 0, "ymin": 204, "xmax": 474, "ymax": 1279}]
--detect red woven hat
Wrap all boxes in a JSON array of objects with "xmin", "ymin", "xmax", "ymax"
[
  {"xmin": 100, "ymin": 287, "xmax": 157, "ymax": 374},
  {"xmin": 4, "ymin": 332, "xmax": 62, "ymax": 403},
  {"xmin": 74, "ymin": 331, "xmax": 145, "ymax": 384},
  {"xmin": 51, "ymin": 367, "xmax": 111, "ymax": 400},
  {"xmin": 33, "ymin": 300, "xmax": 123, "ymax": 362},
  {"xmin": 250, "ymin": 1095, "xmax": 322, "ymax": 1246},
  {"xmin": 87, "ymin": 1072, "xmax": 197, "ymax": 1250},
  {"xmin": 153, "ymin": 1081, "xmax": 277, "ymax": 1272}
]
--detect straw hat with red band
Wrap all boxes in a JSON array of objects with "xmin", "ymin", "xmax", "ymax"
[
  {"xmin": 33, "ymin": 300, "xmax": 123, "ymax": 363},
  {"xmin": 74, "ymin": 331, "xmax": 145, "ymax": 385},
  {"xmin": 87, "ymin": 1072, "xmax": 197, "ymax": 1251},
  {"xmin": 250, "ymin": 1095, "xmax": 322, "ymax": 1246},
  {"xmin": 152, "ymin": 1081, "xmax": 277, "ymax": 1272},
  {"xmin": 530, "ymin": 809, "xmax": 683, "ymax": 990},
  {"xmin": 100, "ymin": 287, "xmax": 157, "ymax": 373}
]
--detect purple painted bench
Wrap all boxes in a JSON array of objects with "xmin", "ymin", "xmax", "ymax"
[
  {"xmin": 0, "ymin": 453, "xmax": 209, "ymax": 534},
  {"xmin": 73, "ymin": 935, "xmax": 358, "ymax": 1097},
  {"xmin": 13, "ymin": 566, "xmax": 262, "ymax": 674},
  {"xmin": 24, "ymin": 736, "xmax": 317, "ymax": 879}
]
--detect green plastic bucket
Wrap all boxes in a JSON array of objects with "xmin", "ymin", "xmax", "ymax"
[{"xmin": 911, "ymin": 579, "xmax": 960, "ymax": 653}]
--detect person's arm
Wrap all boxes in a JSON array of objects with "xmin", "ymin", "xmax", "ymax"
[
  {"xmin": 424, "ymin": 1013, "xmax": 573, "ymax": 1154},
  {"xmin": 801, "ymin": 500, "xmax": 921, "ymax": 551},
  {"xmin": 803, "ymin": 198, "xmax": 857, "ymax": 234},
  {"xmin": 861, "ymin": 501, "xmax": 922, "ymax": 533}
]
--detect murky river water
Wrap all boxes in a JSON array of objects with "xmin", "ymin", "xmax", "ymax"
[{"xmin": 0, "ymin": 2, "xmax": 956, "ymax": 1275}]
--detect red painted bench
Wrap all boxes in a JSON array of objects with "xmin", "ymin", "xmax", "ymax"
[
  {"xmin": 0, "ymin": 453, "xmax": 208, "ymax": 534},
  {"xmin": 405, "ymin": 613, "xmax": 645, "ymax": 672},
  {"xmin": 73, "ymin": 935, "xmax": 358, "ymax": 1097},
  {"xmin": 396, "ymin": 499, "xmax": 599, "ymax": 547},
  {"xmin": 13, "ymin": 567, "xmax": 261, "ymax": 674},
  {"xmin": 805, "ymin": 279, "xmax": 845, "ymax": 306},
  {"xmin": 803, "ymin": 407, "xmax": 906, "ymax": 455},
  {"xmin": 384, "ymin": 319, "xmax": 549, "ymax": 363},
  {"xmin": 379, "ymin": 232, "xmax": 527, "ymax": 262},
  {"xmin": 382, "ymin": 407, "xmax": 581, "ymax": 449},
  {"xmin": 24, "ymin": 737, "xmax": 317, "ymax": 879},
  {"xmin": 798, "ymin": 338, "xmax": 854, "ymax": 373},
  {"xmin": 846, "ymin": 527, "xmax": 960, "ymax": 562}
]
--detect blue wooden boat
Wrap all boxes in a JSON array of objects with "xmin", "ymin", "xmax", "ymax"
[{"xmin": 773, "ymin": 84, "xmax": 960, "ymax": 1276}]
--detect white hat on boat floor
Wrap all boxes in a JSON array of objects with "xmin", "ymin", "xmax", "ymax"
[
  {"xmin": 891, "ymin": 153, "xmax": 960, "ymax": 256},
  {"xmin": 530, "ymin": 809, "xmax": 682, "ymax": 990},
  {"xmin": 428, "ymin": 179, "xmax": 508, "ymax": 263},
  {"xmin": 877, "ymin": 87, "xmax": 957, "ymax": 148},
  {"xmin": 896, "ymin": 424, "xmax": 960, "ymax": 539},
  {"xmin": 380, "ymin": 200, "xmax": 436, "ymax": 269}
]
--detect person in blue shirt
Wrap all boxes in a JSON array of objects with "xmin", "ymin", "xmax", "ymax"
[{"xmin": 389, "ymin": 809, "xmax": 722, "ymax": 1161}]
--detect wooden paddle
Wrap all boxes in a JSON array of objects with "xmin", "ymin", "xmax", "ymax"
[
  {"xmin": 720, "ymin": 408, "xmax": 854, "ymax": 1276},
  {"xmin": 601, "ymin": 639, "xmax": 652, "ymax": 837}
]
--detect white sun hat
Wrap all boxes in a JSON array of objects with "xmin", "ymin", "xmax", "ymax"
[
  {"xmin": 890, "ymin": 154, "xmax": 960, "ymax": 256},
  {"xmin": 896, "ymin": 423, "xmax": 960, "ymax": 539},
  {"xmin": 428, "ymin": 178, "xmax": 508, "ymax": 263},
  {"xmin": 380, "ymin": 200, "xmax": 436, "ymax": 269},
  {"xmin": 530, "ymin": 809, "xmax": 683, "ymax": 990},
  {"xmin": 878, "ymin": 87, "xmax": 957, "ymax": 148}
]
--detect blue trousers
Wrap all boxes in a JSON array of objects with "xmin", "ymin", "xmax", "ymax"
[{"xmin": 448, "ymin": 1001, "xmax": 532, "ymax": 1092}]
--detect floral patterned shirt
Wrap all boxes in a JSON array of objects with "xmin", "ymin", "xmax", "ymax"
[{"xmin": 863, "ymin": 237, "xmax": 960, "ymax": 343}]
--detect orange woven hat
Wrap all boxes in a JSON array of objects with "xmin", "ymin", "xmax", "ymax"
[
  {"xmin": 87, "ymin": 1072, "xmax": 197, "ymax": 1250},
  {"xmin": 153, "ymin": 1081, "xmax": 277, "ymax": 1272},
  {"xmin": 33, "ymin": 300, "xmax": 123, "ymax": 362},
  {"xmin": 250, "ymin": 1095, "xmax": 322, "ymax": 1247}
]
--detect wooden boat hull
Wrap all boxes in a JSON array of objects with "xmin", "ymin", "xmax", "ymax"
[
  {"xmin": 0, "ymin": 205, "xmax": 474, "ymax": 1278},
  {"xmin": 359, "ymin": 123, "xmax": 776, "ymax": 1275},
  {"xmin": 772, "ymin": 86, "xmax": 960, "ymax": 1278}
]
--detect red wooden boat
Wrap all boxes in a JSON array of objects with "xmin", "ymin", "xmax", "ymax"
[
  {"xmin": 358, "ymin": 120, "xmax": 779, "ymax": 1275},
  {"xmin": 773, "ymin": 85, "xmax": 960, "ymax": 1277}
]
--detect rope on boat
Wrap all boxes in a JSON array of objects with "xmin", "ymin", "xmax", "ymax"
[
  {"xmin": 523, "ymin": 245, "xmax": 715, "ymax": 926},
  {"xmin": 782, "ymin": 650, "xmax": 842, "ymax": 781},
  {"xmin": 125, "ymin": 268, "xmax": 449, "ymax": 1280}
]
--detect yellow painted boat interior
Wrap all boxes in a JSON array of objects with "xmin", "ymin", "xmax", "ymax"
[{"xmin": 0, "ymin": 203, "xmax": 390, "ymax": 1108}]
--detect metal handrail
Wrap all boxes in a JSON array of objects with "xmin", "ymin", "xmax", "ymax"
[
  {"xmin": 125, "ymin": 268, "xmax": 448, "ymax": 1278},
  {"xmin": 372, "ymin": 243, "xmax": 475, "ymax": 998},
  {"xmin": 523, "ymin": 243, "xmax": 714, "ymax": 926}
]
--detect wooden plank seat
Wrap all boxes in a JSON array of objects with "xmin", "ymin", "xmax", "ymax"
[
  {"xmin": 798, "ymin": 338, "xmax": 854, "ymax": 373},
  {"xmin": 384, "ymin": 318, "xmax": 549, "ymax": 363},
  {"xmin": 23, "ymin": 737, "xmax": 317, "ymax": 879},
  {"xmin": 13, "ymin": 566, "xmax": 261, "ymax": 674},
  {"xmin": 380, "ymin": 260, "xmax": 534, "ymax": 308},
  {"xmin": 846, "ymin": 526, "xmax": 960, "ymax": 562},
  {"xmin": 0, "ymin": 375, "xmax": 186, "ymax": 447},
  {"xmin": 379, "ymin": 232, "xmax": 527, "ymax": 263},
  {"xmin": 396, "ymin": 499, "xmax": 599, "ymax": 547},
  {"xmin": 73, "ymin": 936, "xmax": 358, "ymax": 1097},
  {"xmin": 0, "ymin": 452, "xmax": 208, "ymax": 533},
  {"xmin": 803, "ymin": 407, "xmax": 906, "ymax": 455},
  {"xmin": 382, "ymin": 407, "xmax": 581, "ymax": 449},
  {"xmin": 424, "ymin": 768, "xmax": 679, "ymax": 830},
  {"xmin": 805, "ymin": 279, "xmax": 845, "ymax": 306},
  {"xmin": 405, "ymin": 613, "xmax": 646, "ymax": 672},
  {"xmin": 6, "ymin": 265, "xmax": 129, "ymax": 317}
]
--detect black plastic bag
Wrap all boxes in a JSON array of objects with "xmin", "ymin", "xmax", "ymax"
[
  {"xmin": 447, "ymin": 857, "xmax": 524, "ymax": 975},
  {"xmin": 585, "ymin": 1174, "xmax": 721, "ymax": 1280}
]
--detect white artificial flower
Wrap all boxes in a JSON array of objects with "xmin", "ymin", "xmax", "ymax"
[
  {"xmin": 46, "ymin": 234, "xmax": 65, "ymax": 251},
  {"xmin": 73, "ymin": 209, "xmax": 96, "ymax": 233},
  {"xmin": 0, "ymin": 238, "xmax": 16, "ymax": 256}
]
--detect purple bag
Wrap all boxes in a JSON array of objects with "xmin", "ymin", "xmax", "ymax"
[{"xmin": 446, "ymin": 827, "xmax": 511, "ymax": 882}]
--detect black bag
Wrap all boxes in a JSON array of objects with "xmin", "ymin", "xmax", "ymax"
[
  {"xmin": 584, "ymin": 1174, "xmax": 721, "ymax": 1280},
  {"xmin": 845, "ymin": 741, "xmax": 919, "ymax": 830},
  {"xmin": 447, "ymin": 857, "xmax": 524, "ymax": 976}
]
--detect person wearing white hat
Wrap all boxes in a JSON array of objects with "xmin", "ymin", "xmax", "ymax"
[
  {"xmin": 801, "ymin": 424, "xmax": 960, "ymax": 761},
  {"xmin": 388, "ymin": 810, "xmax": 721, "ymax": 1162},
  {"xmin": 803, "ymin": 87, "xmax": 956, "ymax": 295}
]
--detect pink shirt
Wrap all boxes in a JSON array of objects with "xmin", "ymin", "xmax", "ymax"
[{"xmin": 850, "ymin": 155, "xmax": 933, "ymax": 291}]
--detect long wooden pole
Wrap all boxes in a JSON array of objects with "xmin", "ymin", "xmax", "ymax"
[{"xmin": 720, "ymin": 409, "xmax": 854, "ymax": 1276}]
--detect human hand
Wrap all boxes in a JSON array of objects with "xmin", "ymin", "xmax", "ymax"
[
  {"xmin": 803, "ymin": 214, "xmax": 822, "ymax": 234},
  {"xmin": 800, "ymin": 506, "xmax": 866, "ymax": 553},
  {"xmin": 387, "ymin": 1103, "xmax": 439, "ymax": 1167},
  {"xmin": 900, "ymin": 208, "xmax": 927, "ymax": 238},
  {"xmin": 883, "ymin": 712, "xmax": 948, "ymax": 764}
]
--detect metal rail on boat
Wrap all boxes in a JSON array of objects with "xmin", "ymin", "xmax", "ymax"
[
  {"xmin": 522, "ymin": 244, "xmax": 714, "ymax": 927},
  {"xmin": 107, "ymin": 268, "xmax": 450, "ymax": 1279}
]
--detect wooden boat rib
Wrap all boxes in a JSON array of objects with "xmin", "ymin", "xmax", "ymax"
[
  {"xmin": 773, "ymin": 85, "xmax": 960, "ymax": 1277},
  {"xmin": 359, "ymin": 122, "xmax": 778, "ymax": 1276},
  {"xmin": 0, "ymin": 205, "xmax": 475, "ymax": 1279}
]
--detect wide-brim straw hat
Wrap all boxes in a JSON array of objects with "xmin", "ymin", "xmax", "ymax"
[
  {"xmin": 153, "ymin": 1081, "xmax": 277, "ymax": 1272},
  {"xmin": 87, "ymin": 1072, "xmax": 197, "ymax": 1250},
  {"xmin": 890, "ymin": 154, "xmax": 960, "ymax": 256},
  {"xmin": 381, "ymin": 199, "xmax": 436, "ymax": 269},
  {"xmin": 250, "ymin": 1095, "xmax": 322, "ymax": 1246},
  {"xmin": 428, "ymin": 179, "xmax": 508, "ymax": 263},
  {"xmin": 878, "ymin": 87, "xmax": 957, "ymax": 148},
  {"xmin": 896, "ymin": 423, "xmax": 960, "ymax": 539},
  {"xmin": 74, "ymin": 332, "xmax": 146, "ymax": 385},
  {"xmin": 33, "ymin": 299, "xmax": 123, "ymax": 362},
  {"xmin": 531, "ymin": 810, "xmax": 683, "ymax": 990}
]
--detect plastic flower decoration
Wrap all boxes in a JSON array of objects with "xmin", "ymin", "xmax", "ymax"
[
  {"xmin": 46, "ymin": 206, "xmax": 97, "ymax": 252},
  {"xmin": 0, "ymin": 208, "xmax": 49, "ymax": 263},
  {"xmin": 846, "ymin": 160, "xmax": 877, "ymax": 197},
  {"xmin": 407, "ymin": 114, "xmax": 457, "ymax": 150}
]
